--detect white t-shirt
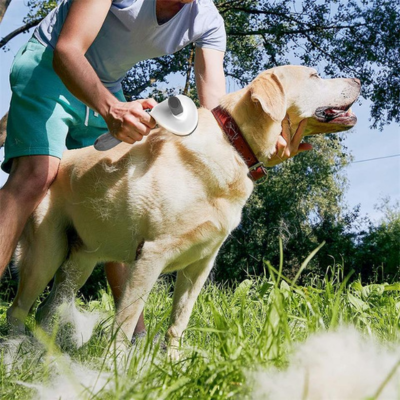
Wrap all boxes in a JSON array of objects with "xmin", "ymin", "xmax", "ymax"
[{"xmin": 34, "ymin": 0, "xmax": 226, "ymax": 92}]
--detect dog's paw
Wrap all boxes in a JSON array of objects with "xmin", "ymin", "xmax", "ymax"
[
  {"xmin": 130, "ymin": 331, "xmax": 147, "ymax": 345},
  {"xmin": 131, "ymin": 331, "xmax": 167, "ymax": 351},
  {"xmin": 101, "ymin": 339, "xmax": 132, "ymax": 369},
  {"xmin": 167, "ymin": 346, "xmax": 182, "ymax": 362},
  {"xmin": 6, "ymin": 310, "xmax": 26, "ymax": 336}
]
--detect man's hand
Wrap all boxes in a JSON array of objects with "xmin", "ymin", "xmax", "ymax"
[
  {"xmin": 105, "ymin": 98, "xmax": 158, "ymax": 144},
  {"xmin": 266, "ymin": 119, "xmax": 312, "ymax": 167}
]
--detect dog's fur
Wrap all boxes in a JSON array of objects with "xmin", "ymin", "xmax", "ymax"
[{"xmin": 7, "ymin": 66, "xmax": 360, "ymax": 354}]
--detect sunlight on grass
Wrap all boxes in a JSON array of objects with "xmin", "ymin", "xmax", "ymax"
[{"xmin": 1, "ymin": 248, "xmax": 399, "ymax": 399}]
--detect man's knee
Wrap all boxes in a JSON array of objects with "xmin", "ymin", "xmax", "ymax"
[{"xmin": 6, "ymin": 155, "xmax": 60, "ymax": 199}]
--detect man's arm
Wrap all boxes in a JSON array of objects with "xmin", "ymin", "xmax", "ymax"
[
  {"xmin": 53, "ymin": 0, "xmax": 155, "ymax": 144},
  {"xmin": 194, "ymin": 47, "xmax": 226, "ymax": 109}
]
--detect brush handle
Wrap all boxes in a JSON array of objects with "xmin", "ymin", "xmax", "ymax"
[{"xmin": 94, "ymin": 132, "xmax": 122, "ymax": 151}]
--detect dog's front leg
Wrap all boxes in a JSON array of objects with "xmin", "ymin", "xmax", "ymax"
[
  {"xmin": 167, "ymin": 252, "xmax": 218, "ymax": 360},
  {"xmin": 114, "ymin": 248, "xmax": 164, "ymax": 348}
]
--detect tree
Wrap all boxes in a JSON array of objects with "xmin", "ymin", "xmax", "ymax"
[
  {"xmin": 355, "ymin": 199, "xmax": 400, "ymax": 282},
  {"xmin": 1, "ymin": 0, "xmax": 399, "ymax": 128}
]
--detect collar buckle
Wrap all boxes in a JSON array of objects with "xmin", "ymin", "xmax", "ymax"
[
  {"xmin": 248, "ymin": 161, "xmax": 265, "ymax": 172},
  {"xmin": 248, "ymin": 162, "xmax": 268, "ymax": 184}
]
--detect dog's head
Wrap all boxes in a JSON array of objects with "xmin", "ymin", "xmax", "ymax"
[{"xmin": 225, "ymin": 65, "xmax": 361, "ymax": 161}]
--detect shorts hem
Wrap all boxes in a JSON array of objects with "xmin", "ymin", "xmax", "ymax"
[{"xmin": 2, "ymin": 147, "xmax": 62, "ymax": 173}]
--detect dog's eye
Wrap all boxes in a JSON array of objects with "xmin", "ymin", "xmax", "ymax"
[{"xmin": 311, "ymin": 73, "xmax": 320, "ymax": 78}]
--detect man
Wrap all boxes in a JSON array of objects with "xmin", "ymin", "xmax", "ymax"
[{"xmin": 0, "ymin": 0, "xmax": 311, "ymax": 336}]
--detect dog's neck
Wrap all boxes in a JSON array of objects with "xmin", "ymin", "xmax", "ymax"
[
  {"xmin": 219, "ymin": 89, "xmax": 282, "ymax": 164},
  {"xmin": 211, "ymin": 106, "xmax": 267, "ymax": 181}
]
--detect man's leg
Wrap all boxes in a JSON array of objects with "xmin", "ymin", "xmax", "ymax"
[
  {"xmin": 104, "ymin": 262, "xmax": 146, "ymax": 334},
  {"xmin": 0, "ymin": 155, "xmax": 60, "ymax": 277}
]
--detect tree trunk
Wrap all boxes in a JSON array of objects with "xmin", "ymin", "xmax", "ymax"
[
  {"xmin": 183, "ymin": 45, "xmax": 195, "ymax": 96},
  {"xmin": 0, "ymin": 0, "xmax": 12, "ymax": 24},
  {"xmin": 0, "ymin": 112, "xmax": 8, "ymax": 148}
]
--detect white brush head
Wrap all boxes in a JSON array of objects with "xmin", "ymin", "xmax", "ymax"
[
  {"xmin": 150, "ymin": 95, "xmax": 198, "ymax": 136},
  {"xmin": 94, "ymin": 95, "xmax": 198, "ymax": 151}
]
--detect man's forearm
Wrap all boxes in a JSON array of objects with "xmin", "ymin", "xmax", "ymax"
[
  {"xmin": 198, "ymin": 83, "xmax": 226, "ymax": 110},
  {"xmin": 194, "ymin": 48, "xmax": 226, "ymax": 110},
  {"xmin": 196, "ymin": 63, "xmax": 226, "ymax": 109},
  {"xmin": 53, "ymin": 45, "xmax": 118, "ymax": 119}
]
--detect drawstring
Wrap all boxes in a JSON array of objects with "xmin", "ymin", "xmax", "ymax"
[
  {"xmin": 84, "ymin": 106, "xmax": 89, "ymax": 126},
  {"xmin": 84, "ymin": 107, "xmax": 99, "ymax": 126}
]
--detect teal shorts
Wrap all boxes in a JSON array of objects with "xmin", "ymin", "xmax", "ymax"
[{"xmin": 2, "ymin": 37, "xmax": 125, "ymax": 173}]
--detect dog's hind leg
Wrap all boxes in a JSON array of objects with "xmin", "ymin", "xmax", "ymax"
[
  {"xmin": 35, "ymin": 250, "xmax": 98, "ymax": 327},
  {"xmin": 7, "ymin": 214, "xmax": 69, "ymax": 334}
]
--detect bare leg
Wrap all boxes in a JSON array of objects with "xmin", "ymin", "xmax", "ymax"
[
  {"xmin": 0, "ymin": 155, "xmax": 60, "ymax": 277},
  {"xmin": 105, "ymin": 261, "xmax": 146, "ymax": 334}
]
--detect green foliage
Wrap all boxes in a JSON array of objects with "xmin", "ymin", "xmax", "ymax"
[
  {"xmin": 23, "ymin": 0, "xmax": 58, "ymax": 23},
  {"xmin": 121, "ymin": 45, "xmax": 196, "ymax": 101},
  {"xmin": 216, "ymin": 184, "xmax": 399, "ymax": 285},
  {"xmin": 355, "ymin": 199, "xmax": 400, "ymax": 281}
]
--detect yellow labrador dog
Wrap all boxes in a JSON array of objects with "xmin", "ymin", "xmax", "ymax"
[{"xmin": 7, "ymin": 66, "xmax": 360, "ymax": 353}]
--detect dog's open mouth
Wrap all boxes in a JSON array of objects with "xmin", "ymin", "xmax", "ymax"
[{"xmin": 314, "ymin": 104, "xmax": 357, "ymax": 126}]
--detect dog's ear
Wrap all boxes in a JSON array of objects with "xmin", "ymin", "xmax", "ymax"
[{"xmin": 250, "ymin": 72, "xmax": 286, "ymax": 122}]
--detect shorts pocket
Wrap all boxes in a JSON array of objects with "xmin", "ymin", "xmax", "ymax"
[
  {"xmin": 9, "ymin": 39, "xmax": 44, "ymax": 89},
  {"xmin": 9, "ymin": 44, "xmax": 29, "ymax": 87}
]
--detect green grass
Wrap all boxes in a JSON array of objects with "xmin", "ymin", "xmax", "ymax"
[{"xmin": 1, "ymin": 260, "xmax": 399, "ymax": 399}]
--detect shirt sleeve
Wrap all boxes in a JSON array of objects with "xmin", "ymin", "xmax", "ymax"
[{"xmin": 195, "ymin": 15, "xmax": 226, "ymax": 52}]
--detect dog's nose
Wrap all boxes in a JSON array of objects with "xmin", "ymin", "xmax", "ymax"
[{"xmin": 351, "ymin": 78, "xmax": 361, "ymax": 86}]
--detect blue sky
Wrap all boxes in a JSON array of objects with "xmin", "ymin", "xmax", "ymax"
[{"xmin": 1, "ymin": 0, "xmax": 399, "ymax": 223}]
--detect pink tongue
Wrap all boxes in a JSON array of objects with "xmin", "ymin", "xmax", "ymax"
[
  {"xmin": 326, "ymin": 108, "xmax": 344, "ymax": 117},
  {"xmin": 327, "ymin": 108, "xmax": 339, "ymax": 114}
]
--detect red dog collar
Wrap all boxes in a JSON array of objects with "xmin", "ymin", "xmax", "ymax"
[{"xmin": 211, "ymin": 106, "xmax": 267, "ymax": 181}]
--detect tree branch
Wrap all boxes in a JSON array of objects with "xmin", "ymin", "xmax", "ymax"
[
  {"xmin": 0, "ymin": 17, "xmax": 43, "ymax": 49},
  {"xmin": 123, "ymin": 66, "xmax": 172, "ymax": 100},
  {"xmin": 227, "ymin": 24, "xmax": 366, "ymax": 37},
  {"xmin": 219, "ymin": 6, "xmax": 294, "ymax": 17},
  {"xmin": 183, "ymin": 44, "xmax": 195, "ymax": 95},
  {"xmin": 294, "ymin": 32, "xmax": 360, "ymax": 76}
]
